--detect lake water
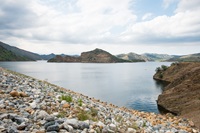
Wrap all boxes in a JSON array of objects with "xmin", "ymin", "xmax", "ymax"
[{"xmin": 0, "ymin": 61, "xmax": 171, "ymax": 113}]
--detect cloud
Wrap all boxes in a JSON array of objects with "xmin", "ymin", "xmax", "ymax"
[
  {"xmin": 0, "ymin": 0, "xmax": 199, "ymax": 55},
  {"xmin": 142, "ymin": 13, "xmax": 153, "ymax": 21},
  {"xmin": 120, "ymin": 0, "xmax": 200, "ymax": 44},
  {"xmin": 175, "ymin": 0, "xmax": 200, "ymax": 13}
]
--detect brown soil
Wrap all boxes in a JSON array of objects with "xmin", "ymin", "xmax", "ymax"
[{"xmin": 154, "ymin": 62, "xmax": 200, "ymax": 129}]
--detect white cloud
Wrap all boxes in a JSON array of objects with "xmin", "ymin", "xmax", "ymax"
[
  {"xmin": 120, "ymin": 0, "xmax": 200, "ymax": 44},
  {"xmin": 0, "ymin": 0, "xmax": 200, "ymax": 55},
  {"xmin": 175, "ymin": 0, "xmax": 200, "ymax": 13},
  {"xmin": 142, "ymin": 13, "xmax": 153, "ymax": 21}
]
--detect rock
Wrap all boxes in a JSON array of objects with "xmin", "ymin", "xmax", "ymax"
[
  {"xmin": 10, "ymin": 91, "xmax": 19, "ymax": 97},
  {"xmin": 188, "ymin": 121, "xmax": 195, "ymax": 127},
  {"xmin": 127, "ymin": 128, "xmax": 137, "ymax": 133},
  {"xmin": 37, "ymin": 110, "xmax": 49, "ymax": 120},
  {"xmin": 8, "ymin": 126, "xmax": 18, "ymax": 133},
  {"xmin": 65, "ymin": 119, "xmax": 79, "ymax": 129},
  {"xmin": 63, "ymin": 103, "xmax": 70, "ymax": 108},
  {"xmin": 44, "ymin": 121, "xmax": 56, "ymax": 129},
  {"xmin": 46, "ymin": 125, "xmax": 59, "ymax": 132},
  {"xmin": 109, "ymin": 123, "xmax": 116, "ymax": 131},
  {"xmin": 29, "ymin": 101, "xmax": 37, "ymax": 109},
  {"xmin": 18, "ymin": 92, "xmax": 28, "ymax": 97},
  {"xmin": 78, "ymin": 121, "xmax": 90, "ymax": 130},
  {"xmin": 46, "ymin": 116, "xmax": 55, "ymax": 122},
  {"xmin": 17, "ymin": 122, "xmax": 27, "ymax": 130},
  {"xmin": 96, "ymin": 121, "xmax": 105, "ymax": 128},
  {"xmin": 0, "ymin": 113, "xmax": 8, "ymax": 119}
]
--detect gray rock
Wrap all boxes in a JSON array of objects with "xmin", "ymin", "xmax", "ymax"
[
  {"xmin": 78, "ymin": 121, "xmax": 89, "ymax": 130},
  {"xmin": 109, "ymin": 123, "xmax": 116, "ymax": 131},
  {"xmin": 0, "ymin": 113, "xmax": 8, "ymax": 119},
  {"xmin": 65, "ymin": 119, "xmax": 79, "ymax": 129},
  {"xmin": 8, "ymin": 126, "xmax": 18, "ymax": 133},
  {"xmin": 46, "ymin": 125, "xmax": 59, "ymax": 132},
  {"xmin": 17, "ymin": 122, "xmax": 27, "ymax": 130},
  {"xmin": 44, "ymin": 121, "xmax": 56, "ymax": 129},
  {"xmin": 127, "ymin": 128, "xmax": 136, "ymax": 133},
  {"xmin": 29, "ymin": 101, "xmax": 37, "ymax": 109},
  {"xmin": 37, "ymin": 110, "xmax": 49, "ymax": 120}
]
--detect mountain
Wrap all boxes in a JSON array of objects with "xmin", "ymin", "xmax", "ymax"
[
  {"xmin": 167, "ymin": 53, "xmax": 200, "ymax": 62},
  {"xmin": 81, "ymin": 48, "xmax": 129, "ymax": 63},
  {"xmin": 48, "ymin": 48, "xmax": 130, "ymax": 63},
  {"xmin": 142, "ymin": 53, "xmax": 175, "ymax": 61},
  {"xmin": 116, "ymin": 52, "xmax": 147, "ymax": 62},
  {"xmin": 153, "ymin": 62, "xmax": 200, "ymax": 129},
  {"xmin": 0, "ymin": 46, "xmax": 31, "ymax": 61},
  {"xmin": 0, "ymin": 41, "xmax": 42, "ymax": 60}
]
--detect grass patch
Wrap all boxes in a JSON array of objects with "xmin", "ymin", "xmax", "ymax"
[
  {"xmin": 60, "ymin": 94, "xmax": 72, "ymax": 102},
  {"xmin": 76, "ymin": 107, "xmax": 98, "ymax": 121},
  {"xmin": 130, "ymin": 122, "xmax": 139, "ymax": 130},
  {"xmin": 57, "ymin": 111, "xmax": 66, "ymax": 118},
  {"xmin": 78, "ymin": 99, "xmax": 83, "ymax": 106}
]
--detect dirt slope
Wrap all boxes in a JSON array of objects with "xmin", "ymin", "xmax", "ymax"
[{"xmin": 154, "ymin": 62, "xmax": 200, "ymax": 129}]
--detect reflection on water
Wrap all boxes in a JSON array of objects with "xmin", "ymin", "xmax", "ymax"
[
  {"xmin": 154, "ymin": 80, "xmax": 169, "ymax": 92},
  {"xmin": 0, "ymin": 61, "xmax": 171, "ymax": 113}
]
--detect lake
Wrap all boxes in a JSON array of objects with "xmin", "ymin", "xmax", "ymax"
[{"xmin": 0, "ymin": 61, "xmax": 171, "ymax": 113}]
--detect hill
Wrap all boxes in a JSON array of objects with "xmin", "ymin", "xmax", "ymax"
[
  {"xmin": 153, "ymin": 62, "xmax": 200, "ymax": 129},
  {"xmin": 142, "ymin": 53, "xmax": 175, "ymax": 61},
  {"xmin": 0, "ymin": 46, "xmax": 31, "ymax": 61},
  {"xmin": 116, "ymin": 52, "xmax": 146, "ymax": 62},
  {"xmin": 167, "ymin": 53, "xmax": 200, "ymax": 62},
  {"xmin": 81, "ymin": 48, "xmax": 129, "ymax": 63},
  {"xmin": 48, "ymin": 48, "xmax": 130, "ymax": 63},
  {"xmin": 0, "ymin": 41, "xmax": 42, "ymax": 60}
]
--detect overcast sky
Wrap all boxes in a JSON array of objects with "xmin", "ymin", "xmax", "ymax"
[{"xmin": 0, "ymin": 0, "xmax": 200, "ymax": 55}]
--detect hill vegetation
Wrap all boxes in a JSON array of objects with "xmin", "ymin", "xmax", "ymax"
[{"xmin": 0, "ymin": 46, "xmax": 31, "ymax": 61}]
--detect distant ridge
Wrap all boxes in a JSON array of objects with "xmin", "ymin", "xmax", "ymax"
[
  {"xmin": 116, "ymin": 52, "xmax": 146, "ymax": 62},
  {"xmin": 167, "ymin": 53, "xmax": 200, "ymax": 62}
]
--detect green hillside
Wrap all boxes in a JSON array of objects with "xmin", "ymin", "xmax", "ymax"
[{"xmin": 0, "ymin": 46, "xmax": 30, "ymax": 61}]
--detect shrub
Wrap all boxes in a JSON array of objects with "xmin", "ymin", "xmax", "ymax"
[
  {"xmin": 161, "ymin": 65, "xmax": 168, "ymax": 71},
  {"xmin": 159, "ymin": 73, "xmax": 163, "ymax": 78},
  {"xmin": 155, "ymin": 67, "xmax": 161, "ymax": 72},
  {"xmin": 61, "ymin": 95, "xmax": 72, "ymax": 102}
]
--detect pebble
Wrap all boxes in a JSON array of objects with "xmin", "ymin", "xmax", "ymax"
[{"xmin": 0, "ymin": 67, "xmax": 199, "ymax": 133}]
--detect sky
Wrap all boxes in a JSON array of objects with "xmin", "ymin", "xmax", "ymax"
[{"xmin": 0, "ymin": 0, "xmax": 200, "ymax": 55}]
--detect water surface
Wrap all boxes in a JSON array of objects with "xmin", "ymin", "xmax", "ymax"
[{"xmin": 0, "ymin": 61, "xmax": 171, "ymax": 113}]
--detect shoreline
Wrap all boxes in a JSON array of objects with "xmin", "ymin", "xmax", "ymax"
[{"xmin": 0, "ymin": 67, "xmax": 199, "ymax": 132}]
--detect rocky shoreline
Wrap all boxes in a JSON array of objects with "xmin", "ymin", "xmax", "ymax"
[{"xmin": 0, "ymin": 67, "xmax": 199, "ymax": 133}]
